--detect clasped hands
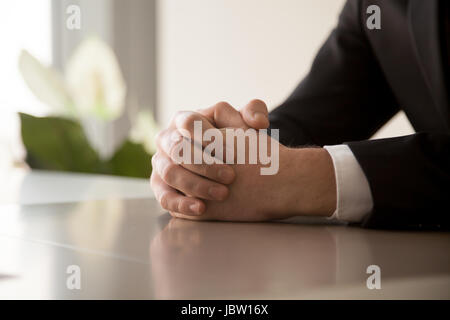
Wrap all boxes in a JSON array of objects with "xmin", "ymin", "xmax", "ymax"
[{"xmin": 150, "ymin": 99, "xmax": 336, "ymax": 221}]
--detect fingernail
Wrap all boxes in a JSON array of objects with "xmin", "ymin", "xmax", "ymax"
[
  {"xmin": 189, "ymin": 202, "xmax": 202, "ymax": 215},
  {"xmin": 218, "ymin": 168, "xmax": 235, "ymax": 183},
  {"xmin": 208, "ymin": 185, "xmax": 228, "ymax": 200}
]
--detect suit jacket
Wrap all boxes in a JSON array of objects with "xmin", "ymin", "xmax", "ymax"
[{"xmin": 268, "ymin": 0, "xmax": 450, "ymax": 229}]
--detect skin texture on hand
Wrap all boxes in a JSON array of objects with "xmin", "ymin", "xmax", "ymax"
[
  {"xmin": 169, "ymin": 145, "xmax": 337, "ymax": 221},
  {"xmin": 150, "ymin": 99, "xmax": 336, "ymax": 221},
  {"xmin": 151, "ymin": 100, "xmax": 269, "ymax": 216}
]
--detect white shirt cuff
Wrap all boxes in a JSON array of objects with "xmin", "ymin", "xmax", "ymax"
[{"xmin": 324, "ymin": 144, "xmax": 373, "ymax": 223}]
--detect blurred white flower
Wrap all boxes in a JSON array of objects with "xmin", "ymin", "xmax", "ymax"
[
  {"xmin": 129, "ymin": 110, "xmax": 159, "ymax": 155},
  {"xmin": 18, "ymin": 50, "xmax": 74, "ymax": 117},
  {"xmin": 19, "ymin": 37, "xmax": 126, "ymax": 122},
  {"xmin": 66, "ymin": 37, "xmax": 127, "ymax": 121},
  {"xmin": 19, "ymin": 37, "xmax": 129, "ymax": 160}
]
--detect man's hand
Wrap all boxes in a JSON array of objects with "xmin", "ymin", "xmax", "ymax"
[
  {"xmin": 150, "ymin": 99, "xmax": 337, "ymax": 221},
  {"xmin": 167, "ymin": 143, "xmax": 337, "ymax": 222},
  {"xmin": 151, "ymin": 100, "xmax": 270, "ymax": 216}
]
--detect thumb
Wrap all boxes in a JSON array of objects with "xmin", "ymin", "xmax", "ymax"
[{"xmin": 240, "ymin": 99, "xmax": 269, "ymax": 129}]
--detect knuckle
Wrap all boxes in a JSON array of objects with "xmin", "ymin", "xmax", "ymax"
[
  {"xmin": 248, "ymin": 99, "xmax": 268, "ymax": 112},
  {"xmin": 169, "ymin": 112, "xmax": 180, "ymax": 126},
  {"xmin": 174, "ymin": 110, "xmax": 185, "ymax": 118},
  {"xmin": 189, "ymin": 181, "xmax": 205, "ymax": 196},
  {"xmin": 179, "ymin": 112, "xmax": 198, "ymax": 130},
  {"xmin": 151, "ymin": 152, "xmax": 159, "ymax": 167},
  {"xmin": 155, "ymin": 129, "xmax": 166, "ymax": 143},
  {"xmin": 172, "ymin": 111, "xmax": 185, "ymax": 124},
  {"xmin": 214, "ymin": 101, "xmax": 232, "ymax": 110},
  {"xmin": 149, "ymin": 171, "xmax": 156, "ymax": 188},
  {"xmin": 168, "ymin": 139, "xmax": 184, "ymax": 162},
  {"xmin": 159, "ymin": 192, "xmax": 171, "ymax": 210},
  {"xmin": 161, "ymin": 161, "xmax": 177, "ymax": 183},
  {"xmin": 204, "ymin": 164, "xmax": 219, "ymax": 179},
  {"xmin": 197, "ymin": 164, "xmax": 210, "ymax": 177},
  {"xmin": 176, "ymin": 199, "xmax": 183, "ymax": 213},
  {"xmin": 214, "ymin": 101, "xmax": 233, "ymax": 116}
]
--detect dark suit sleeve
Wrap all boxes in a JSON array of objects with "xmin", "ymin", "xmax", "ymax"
[
  {"xmin": 269, "ymin": 0, "xmax": 399, "ymax": 147},
  {"xmin": 269, "ymin": 0, "xmax": 450, "ymax": 229},
  {"xmin": 347, "ymin": 134, "xmax": 450, "ymax": 229}
]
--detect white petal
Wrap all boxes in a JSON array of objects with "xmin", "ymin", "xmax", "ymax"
[
  {"xmin": 65, "ymin": 37, "xmax": 127, "ymax": 121},
  {"xmin": 129, "ymin": 110, "xmax": 159, "ymax": 154},
  {"xmin": 18, "ymin": 50, "xmax": 73, "ymax": 116}
]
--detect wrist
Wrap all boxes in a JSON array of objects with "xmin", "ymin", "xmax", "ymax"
[{"xmin": 276, "ymin": 147, "xmax": 337, "ymax": 218}]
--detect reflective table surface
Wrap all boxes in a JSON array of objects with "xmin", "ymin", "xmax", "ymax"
[{"xmin": 1, "ymin": 196, "xmax": 449, "ymax": 299}]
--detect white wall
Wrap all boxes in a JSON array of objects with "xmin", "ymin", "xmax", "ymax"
[
  {"xmin": 156, "ymin": 0, "xmax": 414, "ymax": 139},
  {"xmin": 0, "ymin": 0, "xmax": 52, "ymax": 169}
]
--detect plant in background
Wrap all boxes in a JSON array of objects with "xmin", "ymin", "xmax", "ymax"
[{"xmin": 18, "ymin": 37, "xmax": 157, "ymax": 178}]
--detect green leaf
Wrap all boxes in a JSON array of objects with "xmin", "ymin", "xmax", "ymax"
[
  {"xmin": 19, "ymin": 113, "xmax": 152, "ymax": 178},
  {"xmin": 20, "ymin": 112, "xmax": 101, "ymax": 173},
  {"xmin": 107, "ymin": 140, "xmax": 152, "ymax": 178}
]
